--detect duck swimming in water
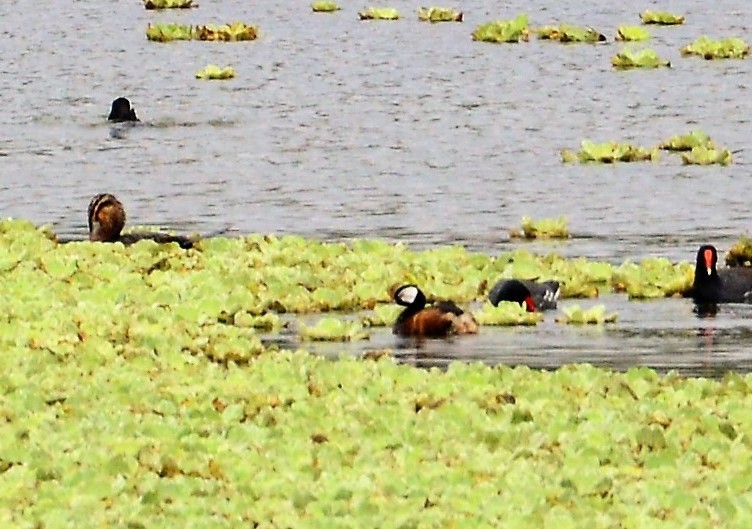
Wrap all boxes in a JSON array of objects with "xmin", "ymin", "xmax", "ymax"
[
  {"xmin": 108, "ymin": 97, "xmax": 139, "ymax": 122},
  {"xmin": 87, "ymin": 193, "xmax": 194, "ymax": 249},
  {"xmin": 392, "ymin": 284, "xmax": 478, "ymax": 337}
]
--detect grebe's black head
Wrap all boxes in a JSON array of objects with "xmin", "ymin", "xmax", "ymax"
[
  {"xmin": 394, "ymin": 284, "xmax": 427, "ymax": 308},
  {"xmin": 108, "ymin": 97, "xmax": 139, "ymax": 122}
]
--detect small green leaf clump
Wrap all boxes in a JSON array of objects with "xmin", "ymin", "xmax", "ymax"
[
  {"xmin": 299, "ymin": 317, "xmax": 370, "ymax": 341},
  {"xmin": 146, "ymin": 23, "xmax": 193, "ymax": 41},
  {"xmin": 616, "ymin": 25, "xmax": 650, "ymax": 41},
  {"xmin": 510, "ymin": 216, "xmax": 570, "ymax": 240},
  {"xmin": 146, "ymin": 22, "xmax": 258, "ymax": 42},
  {"xmin": 312, "ymin": 1, "xmax": 340, "ymax": 12},
  {"xmin": 536, "ymin": 25, "xmax": 606, "ymax": 43},
  {"xmin": 562, "ymin": 140, "xmax": 659, "ymax": 163},
  {"xmin": 612, "ymin": 48, "xmax": 671, "ymax": 69},
  {"xmin": 144, "ymin": 0, "xmax": 195, "ymax": 8},
  {"xmin": 195, "ymin": 65, "xmax": 236, "ymax": 80},
  {"xmin": 193, "ymin": 22, "xmax": 258, "ymax": 41},
  {"xmin": 472, "ymin": 14, "xmax": 530, "ymax": 43},
  {"xmin": 658, "ymin": 130, "xmax": 714, "ymax": 151},
  {"xmin": 725, "ymin": 237, "xmax": 752, "ymax": 267},
  {"xmin": 681, "ymin": 36, "xmax": 750, "ymax": 60},
  {"xmin": 418, "ymin": 7, "xmax": 463, "ymax": 22},
  {"xmin": 556, "ymin": 305, "xmax": 618, "ymax": 324},
  {"xmin": 640, "ymin": 10, "xmax": 684, "ymax": 25},
  {"xmin": 680, "ymin": 146, "xmax": 732, "ymax": 166},
  {"xmin": 358, "ymin": 7, "xmax": 400, "ymax": 20},
  {"xmin": 474, "ymin": 302, "xmax": 542, "ymax": 326}
]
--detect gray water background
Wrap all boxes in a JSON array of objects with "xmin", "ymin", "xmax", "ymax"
[{"xmin": 1, "ymin": 0, "xmax": 751, "ymax": 375}]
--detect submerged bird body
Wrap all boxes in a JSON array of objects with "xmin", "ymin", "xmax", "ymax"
[
  {"xmin": 108, "ymin": 97, "xmax": 139, "ymax": 122},
  {"xmin": 393, "ymin": 285, "xmax": 478, "ymax": 337},
  {"xmin": 690, "ymin": 245, "xmax": 752, "ymax": 304},
  {"xmin": 488, "ymin": 279, "xmax": 560, "ymax": 312},
  {"xmin": 87, "ymin": 193, "xmax": 194, "ymax": 249}
]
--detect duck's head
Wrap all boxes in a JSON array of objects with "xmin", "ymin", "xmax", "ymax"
[
  {"xmin": 394, "ymin": 284, "xmax": 427, "ymax": 308},
  {"xmin": 108, "ymin": 97, "xmax": 139, "ymax": 122},
  {"xmin": 696, "ymin": 245, "xmax": 718, "ymax": 277},
  {"xmin": 88, "ymin": 193, "xmax": 126, "ymax": 242}
]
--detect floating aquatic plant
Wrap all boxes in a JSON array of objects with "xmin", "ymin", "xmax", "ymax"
[
  {"xmin": 510, "ymin": 216, "xmax": 570, "ymax": 240},
  {"xmin": 146, "ymin": 22, "xmax": 258, "ymax": 42},
  {"xmin": 658, "ymin": 130, "xmax": 714, "ymax": 151},
  {"xmin": 562, "ymin": 140, "xmax": 659, "ymax": 163},
  {"xmin": 417, "ymin": 7, "xmax": 463, "ymax": 22},
  {"xmin": 680, "ymin": 145, "xmax": 732, "ymax": 166},
  {"xmin": 361, "ymin": 304, "xmax": 403, "ymax": 327},
  {"xmin": 143, "ymin": 0, "xmax": 195, "ymax": 9},
  {"xmin": 473, "ymin": 301, "xmax": 542, "ymax": 326},
  {"xmin": 299, "ymin": 317, "xmax": 370, "ymax": 341},
  {"xmin": 195, "ymin": 65, "xmax": 236, "ymax": 80},
  {"xmin": 681, "ymin": 36, "xmax": 750, "ymax": 60},
  {"xmin": 472, "ymin": 14, "xmax": 530, "ymax": 43},
  {"xmin": 536, "ymin": 25, "xmax": 606, "ymax": 43},
  {"xmin": 640, "ymin": 10, "xmax": 684, "ymax": 25},
  {"xmin": 614, "ymin": 258, "xmax": 694, "ymax": 299},
  {"xmin": 146, "ymin": 23, "xmax": 193, "ymax": 41},
  {"xmin": 556, "ymin": 304, "xmax": 618, "ymax": 324},
  {"xmin": 193, "ymin": 22, "xmax": 258, "ymax": 41},
  {"xmin": 615, "ymin": 25, "xmax": 650, "ymax": 41},
  {"xmin": 358, "ymin": 7, "xmax": 400, "ymax": 20},
  {"xmin": 725, "ymin": 237, "xmax": 752, "ymax": 267},
  {"xmin": 611, "ymin": 48, "xmax": 671, "ymax": 69},
  {"xmin": 311, "ymin": 1, "xmax": 340, "ymax": 12}
]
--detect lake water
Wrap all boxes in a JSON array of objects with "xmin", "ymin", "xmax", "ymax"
[{"xmin": 1, "ymin": 0, "xmax": 751, "ymax": 375}]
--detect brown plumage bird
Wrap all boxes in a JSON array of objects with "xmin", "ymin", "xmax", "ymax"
[
  {"xmin": 392, "ymin": 284, "xmax": 478, "ymax": 337},
  {"xmin": 87, "ymin": 193, "xmax": 194, "ymax": 249}
]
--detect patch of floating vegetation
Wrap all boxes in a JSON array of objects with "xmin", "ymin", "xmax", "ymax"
[
  {"xmin": 299, "ymin": 317, "xmax": 370, "ymax": 341},
  {"xmin": 536, "ymin": 25, "xmax": 606, "ymax": 43},
  {"xmin": 472, "ymin": 14, "xmax": 530, "ymax": 43},
  {"xmin": 639, "ymin": 10, "xmax": 684, "ymax": 25},
  {"xmin": 6, "ymin": 343, "xmax": 752, "ymax": 525},
  {"xmin": 195, "ymin": 65, "xmax": 236, "ymax": 80},
  {"xmin": 311, "ymin": 1, "xmax": 340, "ymax": 12},
  {"xmin": 510, "ymin": 216, "xmax": 570, "ymax": 240},
  {"xmin": 562, "ymin": 140, "xmax": 659, "ymax": 163},
  {"xmin": 681, "ymin": 36, "xmax": 750, "ymax": 60},
  {"xmin": 143, "ymin": 0, "xmax": 196, "ymax": 9},
  {"xmin": 0, "ymin": 218, "xmax": 695, "ymax": 360},
  {"xmin": 358, "ymin": 7, "xmax": 400, "ymax": 20},
  {"xmin": 474, "ymin": 301, "xmax": 542, "ymax": 326},
  {"xmin": 615, "ymin": 25, "xmax": 650, "ymax": 41},
  {"xmin": 725, "ymin": 237, "xmax": 752, "ymax": 267},
  {"xmin": 418, "ymin": 6, "xmax": 463, "ymax": 22},
  {"xmin": 611, "ymin": 48, "xmax": 671, "ymax": 69},
  {"xmin": 658, "ymin": 130, "xmax": 715, "ymax": 151},
  {"xmin": 146, "ymin": 22, "xmax": 258, "ymax": 42},
  {"xmin": 555, "ymin": 304, "xmax": 618, "ymax": 324},
  {"xmin": 680, "ymin": 145, "xmax": 732, "ymax": 166}
]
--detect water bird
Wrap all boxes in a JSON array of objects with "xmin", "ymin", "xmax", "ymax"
[
  {"xmin": 488, "ymin": 279, "xmax": 560, "ymax": 312},
  {"xmin": 88, "ymin": 193, "xmax": 194, "ymax": 249},
  {"xmin": 689, "ymin": 244, "xmax": 752, "ymax": 304},
  {"xmin": 108, "ymin": 97, "xmax": 139, "ymax": 122},
  {"xmin": 392, "ymin": 284, "xmax": 478, "ymax": 337}
]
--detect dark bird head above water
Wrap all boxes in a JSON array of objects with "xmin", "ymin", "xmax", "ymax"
[
  {"xmin": 695, "ymin": 244, "xmax": 718, "ymax": 278},
  {"xmin": 88, "ymin": 193, "xmax": 126, "ymax": 242},
  {"xmin": 108, "ymin": 97, "xmax": 139, "ymax": 122}
]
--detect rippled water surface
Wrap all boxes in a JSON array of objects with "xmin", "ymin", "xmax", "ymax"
[{"xmin": 2, "ymin": 0, "xmax": 751, "ymax": 374}]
